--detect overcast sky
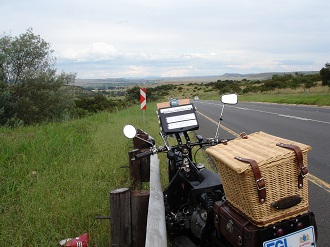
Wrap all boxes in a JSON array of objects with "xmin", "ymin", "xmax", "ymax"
[{"xmin": 1, "ymin": 0, "xmax": 329, "ymax": 79}]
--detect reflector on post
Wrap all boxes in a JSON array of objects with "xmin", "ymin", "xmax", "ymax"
[{"xmin": 140, "ymin": 88, "xmax": 146, "ymax": 110}]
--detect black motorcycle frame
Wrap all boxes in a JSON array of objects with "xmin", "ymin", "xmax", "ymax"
[{"xmin": 124, "ymin": 95, "xmax": 317, "ymax": 247}]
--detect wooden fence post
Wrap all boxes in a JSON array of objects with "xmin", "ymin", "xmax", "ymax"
[
  {"xmin": 117, "ymin": 130, "xmax": 166, "ymax": 246},
  {"xmin": 134, "ymin": 129, "xmax": 151, "ymax": 183},
  {"xmin": 130, "ymin": 129, "xmax": 151, "ymax": 186},
  {"xmin": 139, "ymin": 149, "xmax": 150, "ymax": 183},
  {"xmin": 129, "ymin": 149, "xmax": 142, "ymax": 188},
  {"xmin": 133, "ymin": 129, "xmax": 150, "ymax": 149},
  {"xmin": 131, "ymin": 190, "xmax": 150, "ymax": 247},
  {"xmin": 110, "ymin": 188, "xmax": 131, "ymax": 247}
]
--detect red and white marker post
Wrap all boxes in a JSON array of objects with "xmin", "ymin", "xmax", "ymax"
[
  {"xmin": 140, "ymin": 88, "xmax": 146, "ymax": 122},
  {"xmin": 140, "ymin": 88, "xmax": 146, "ymax": 110}
]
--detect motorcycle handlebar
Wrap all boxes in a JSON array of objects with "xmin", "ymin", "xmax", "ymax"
[
  {"xmin": 135, "ymin": 150, "xmax": 154, "ymax": 159},
  {"xmin": 134, "ymin": 137, "xmax": 231, "ymax": 159},
  {"xmin": 197, "ymin": 137, "xmax": 230, "ymax": 146}
]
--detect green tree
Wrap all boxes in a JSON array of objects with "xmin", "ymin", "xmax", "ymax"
[
  {"xmin": 213, "ymin": 81, "xmax": 230, "ymax": 94},
  {"xmin": 125, "ymin": 86, "xmax": 141, "ymax": 103},
  {"xmin": 75, "ymin": 94, "xmax": 129, "ymax": 115},
  {"xmin": 228, "ymin": 82, "xmax": 242, "ymax": 94},
  {"xmin": 290, "ymin": 76, "xmax": 301, "ymax": 89},
  {"xmin": 320, "ymin": 63, "xmax": 330, "ymax": 87},
  {"xmin": 0, "ymin": 29, "xmax": 76, "ymax": 126},
  {"xmin": 0, "ymin": 29, "xmax": 57, "ymax": 84}
]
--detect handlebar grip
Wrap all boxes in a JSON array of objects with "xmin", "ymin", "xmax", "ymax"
[{"xmin": 135, "ymin": 150, "xmax": 153, "ymax": 159}]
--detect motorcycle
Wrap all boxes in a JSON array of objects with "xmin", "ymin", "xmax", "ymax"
[{"xmin": 123, "ymin": 94, "xmax": 317, "ymax": 247}]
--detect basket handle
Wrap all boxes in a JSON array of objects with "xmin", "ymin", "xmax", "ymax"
[
  {"xmin": 276, "ymin": 143, "xmax": 308, "ymax": 189},
  {"xmin": 270, "ymin": 194, "xmax": 302, "ymax": 210},
  {"xmin": 235, "ymin": 156, "xmax": 266, "ymax": 204}
]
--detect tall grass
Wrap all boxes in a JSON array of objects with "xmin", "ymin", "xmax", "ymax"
[
  {"xmin": 6, "ymin": 85, "xmax": 326, "ymax": 246},
  {"xmin": 171, "ymin": 81, "xmax": 328, "ymax": 106},
  {"xmin": 0, "ymin": 103, "xmax": 164, "ymax": 246},
  {"xmin": 238, "ymin": 93, "xmax": 330, "ymax": 106},
  {"xmin": 198, "ymin": 84, "xmax": 330, "ymax": 106}
]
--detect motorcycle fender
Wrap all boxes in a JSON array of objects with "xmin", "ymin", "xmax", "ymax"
[{"xmin": 214, "ymin": 201, "xmax": 260, "ymax": 247}]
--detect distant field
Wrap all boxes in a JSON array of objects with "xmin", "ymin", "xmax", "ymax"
[
  {"xmin": 167, "ymin": 82, "xmax": 330, "ymax": 106},
  {"xmin": 72, "ymin": 81, "xmax": 330, "ymax": 107},
  {"xmin": 73, "ymin": 71, "xmax": 330, "ymax": 107},
  {"xmin": 75, "ymin": 71, "xmax": 319, "ymax": 86},
  {"xmin": 238, "ymin": 93, "xmax": 330, "ymax": 106}
]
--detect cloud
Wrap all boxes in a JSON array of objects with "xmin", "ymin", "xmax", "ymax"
[
  {"xmin": 2, "ymin": 0, "xmax": 329, "ymax": 78},
  {"xmin": 59, "ymin": 42, "xmax": 118, "ymax": 61},
  {"xmin": 56, "ymin": 46, "xmax": 326, "ymax": 78}
]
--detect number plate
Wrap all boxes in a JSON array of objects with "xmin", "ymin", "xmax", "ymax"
[{"xmin": 263, "ymin": 226, "xmax": 316, "ymax": 247}]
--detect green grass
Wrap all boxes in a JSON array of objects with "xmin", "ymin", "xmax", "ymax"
[
  {"xmin": 238, "ymin": 93, "xmax": 330, "ymax": 106},
  {"xmin": 161, "ymin": 82, "xmax": 330, "ymax": 106},
  {"xmin": 2, "ymin": 86, "xmax": 328, "ymax": 246},
  {"xmin": 0, "ymin": 103, "xmax": 167, "ymax": 246}
]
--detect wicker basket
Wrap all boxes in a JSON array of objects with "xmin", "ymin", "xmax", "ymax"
[{"xmin": 206, "ymin": 132, "xmax": 311, "ymax": 227}]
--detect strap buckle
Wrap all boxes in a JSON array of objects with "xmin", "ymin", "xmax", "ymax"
[
  {"xmin": 256, "ymin": 177, "xmax": 266, "ymax": 190},
  {"xmin": 300, "ymin": 166, "xmax": 308, "ymax": 177}
]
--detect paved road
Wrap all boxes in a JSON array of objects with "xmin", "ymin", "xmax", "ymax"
[{"xmin": 192, "ymin": 100, "xmax": 330, "ymax": 246}]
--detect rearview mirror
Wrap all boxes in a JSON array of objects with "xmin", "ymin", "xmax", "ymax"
[
  {"xmin": 123, "ymin": 125, "xmax": 137, "ymax": 139},
  {"xmin": 221, "ymin": 94, "xmax": 238, "ymax": 105}
]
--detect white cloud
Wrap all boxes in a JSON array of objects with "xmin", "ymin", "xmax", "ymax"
[
  {"xmin": 1, "ymin": 0, "xmax": 329, "ymax": 78},
  {"xmin": 59, "ymin": 42, "xmax": 118, "ymax": 61}
]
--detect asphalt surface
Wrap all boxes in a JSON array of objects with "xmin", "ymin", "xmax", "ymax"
[{"xmin": 192, "ymin": 100, "xmax": 330, "ymax": 246}]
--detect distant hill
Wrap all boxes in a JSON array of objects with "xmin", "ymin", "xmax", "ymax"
[
  {"xmin": 73, "ymin": 71, "xmax": 319, "ymax": 88},
  {"xmin": 74, "ymin": 78, "xmax": 160, "ymax": 87},
  {"xmin": 218, "ymin": 71, "xmax": 319, "ymax": 81}
]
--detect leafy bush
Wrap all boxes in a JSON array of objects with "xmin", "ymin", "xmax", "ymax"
[
  {"xmin": 320, "ymin": 63, "xmax": 330, "ymax": 87},
  {"xmin": 0, "ymin": 29, "xmax": 76, "ymax": 126},
  {"xmin": 74, "ymin": 94, "xmax": 131, "ymax": 117}
]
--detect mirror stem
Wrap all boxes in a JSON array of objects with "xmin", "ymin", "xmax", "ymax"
[{"xmin": 215, "ymin": 104, "xmax": 225, "ymax": 138}]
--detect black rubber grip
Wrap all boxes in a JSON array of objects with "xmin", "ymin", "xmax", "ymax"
[{"xmin": 135, "ymin": 150, "xmax": 153, "ymax": 159}]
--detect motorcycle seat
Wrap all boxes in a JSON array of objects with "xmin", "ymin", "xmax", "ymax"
[{"xmin": 189, "ymin": 168, "xmax": 222, "ymax": 199}]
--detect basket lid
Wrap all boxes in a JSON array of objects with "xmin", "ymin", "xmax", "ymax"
[{"xmin": 206, "ymin": 132, "xmax": 311, "ymax": 173}]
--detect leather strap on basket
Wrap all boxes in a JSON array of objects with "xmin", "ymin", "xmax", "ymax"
[
  {"xmin": 235, "ymin": 156, "xmax": 266, "ymax": 203},
  {"xmin": 276, "ymin": 143, "xmax": 308, "ymax": 189}
]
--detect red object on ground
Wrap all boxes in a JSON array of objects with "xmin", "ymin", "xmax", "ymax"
[{"xmin": 59, "ymin": 233, "xmax": 89, "ymax": 247}]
